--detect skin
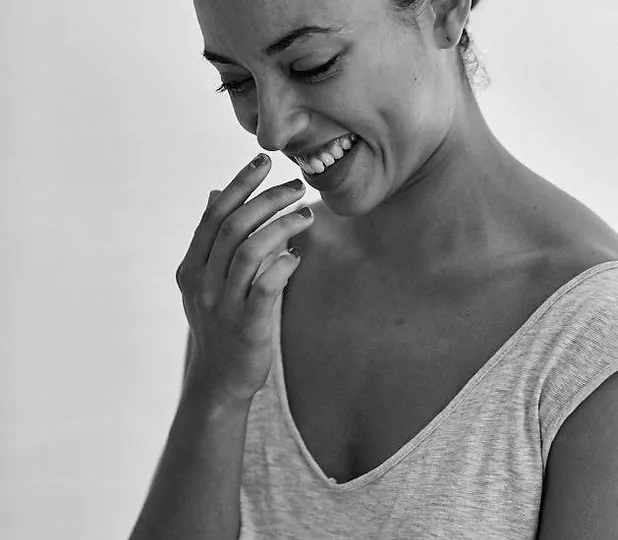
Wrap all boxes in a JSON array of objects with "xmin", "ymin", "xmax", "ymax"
[
  {"xmin": 193, "ymin": 0, "xmax": 618, "ymax": 536},
  {"xmin": 195, "ymin": 0, "xmax": 552, "ymax": 269}
]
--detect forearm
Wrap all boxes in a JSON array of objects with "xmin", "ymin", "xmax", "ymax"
[{"xmin": 128, "ymin": 385, "xmax": 251, "ymax": 540}]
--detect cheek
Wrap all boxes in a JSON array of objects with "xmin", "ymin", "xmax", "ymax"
[{"xmin": 379, "ymin": 54, "xmax": 443, "ymax": 130}]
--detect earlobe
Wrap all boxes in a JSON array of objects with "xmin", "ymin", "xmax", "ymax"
[
  {"xmin": 446, "ymin": 0, "xmax": 471, "ymax": 45},
  {"xmin": 433, "ymin": 0, "xmax": 469, "ymax": 49},
  {"xmin": 441, "ymin": 28, "xmax": 459, "ymax": 50}
]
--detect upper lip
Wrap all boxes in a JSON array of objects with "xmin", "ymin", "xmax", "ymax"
[{"xmin": 283, "ymin": 133, "xmax": 354, "ymax": 162}]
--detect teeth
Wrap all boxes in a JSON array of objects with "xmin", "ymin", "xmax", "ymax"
[
  {"xmin": 308, "ymin": 157, "xmax": 326, "ymax": 174},
  {"xmin": 319, "ymin": 152, "xmax": 335, "ymax": 167},
  {"xmin": 340, "ymin": 138, "xmax": 352, "ymax": 150},
  {"xmin": 328, "ymin": 141, "xmax": 344, "ymax": 159},
  {"xmin": 295, "ymin": 133, "xmax": 358, "ymax": 175}
]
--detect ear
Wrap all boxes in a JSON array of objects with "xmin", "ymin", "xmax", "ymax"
[{"xmin": 431, "ymin": 0, "xmax": 472, "ymax": 49}]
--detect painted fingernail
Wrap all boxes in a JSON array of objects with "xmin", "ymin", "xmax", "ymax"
[
  {"xmin": 283, "ymin": 179, "xmax": 304, "ymax": 191},
  {"xmin": 249, "ymin": 153, "xmax": 268, "ymax": 168},
  {"xmin": 295, "ymin": 206, "xmax": 313, "ymax": 219},
  {"xmin": 287, "ymin": 245, "xmax": 301, "ymax": 258}
]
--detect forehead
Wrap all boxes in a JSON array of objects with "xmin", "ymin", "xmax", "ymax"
[{"xmin": 194, "ymin": 0, "xmax": 381, "ymax": 61}]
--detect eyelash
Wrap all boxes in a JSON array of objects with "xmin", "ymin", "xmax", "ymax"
[{"xmin": 215, "ymin": 54, "xmax": 342, "ymax": 96}]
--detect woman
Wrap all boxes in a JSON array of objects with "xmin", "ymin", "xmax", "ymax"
[{"xmin": 129, "ymin": 0, "xmax": 618, "ymax": 538}]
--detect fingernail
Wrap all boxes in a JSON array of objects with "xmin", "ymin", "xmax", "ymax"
[
  {"xmin": 249, "ymin": 153, "xmax": 268, "ymax": 168},
  {"xmin": 283, "ymin": 179, "xmax": 304, "ymax": 191},
  {"xmin": 295, "ymin": 206, "xmax": 313, "ymax": 219},
  {"xmin": 287, "ymin": 245, "xmax": 301, "ymax": 258}
]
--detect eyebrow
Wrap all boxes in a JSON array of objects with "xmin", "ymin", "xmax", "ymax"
[{"xmin": 202, "ymin": 24, "xmax": 345, "ymax": 66}]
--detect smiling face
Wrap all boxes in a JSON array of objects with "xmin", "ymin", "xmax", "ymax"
[{"xmin": 194, "ymin": 0, "xmax": 467, "ymax": 215}]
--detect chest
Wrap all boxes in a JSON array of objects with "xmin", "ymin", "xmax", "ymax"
[{"xmin": 278, "ymin": 254, "xmax": 580, "ymax": 484}]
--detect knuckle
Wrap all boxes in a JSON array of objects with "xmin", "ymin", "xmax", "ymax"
[
  {"xmin": 198, "ymin": 288, "xmax": 218, "ymax": 311},
  {"xmin": 202, "ymin": 205, "xmax": 223, "ymax": 226},
  {"xmin": 175, "ymin": 264, "xmax": 187, "ymax": 288},
  {"xmin": 176, "ymin": 265, "xmax": 206, "ymax": 298},
  {"xmin": 219, "ymin": 216, "xmax": 242, "ymax": 239},
  {"xmin": 235, "ymin": 174, "xmax": 255, "ymax": 190},
  {"xmin": 236, "ymin": 241, "xmax": 260, "ymax": 264},
  {"xmin": 285, "ymin": 212, "xmax": 305, "ymax": 227},
  {"xmin": 262, "ymin": 188, "xmax": 281, "ymax": 202},
  {"xmin": 199, "ymin": 205, "xmax": 215, "ymax": 223},
  {"xmin": 252, "ymin": 277, "xmax": 277, "ymax": 297}
]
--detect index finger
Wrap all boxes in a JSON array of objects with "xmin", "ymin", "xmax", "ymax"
[{"xmin": 181, "ymin": 154, "xmax": 271, "ymax": 269}]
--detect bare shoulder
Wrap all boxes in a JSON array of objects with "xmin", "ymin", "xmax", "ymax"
[
  {"xmin": 522, "ymin": 173, "xmax": 618, "ymax": 284},
  {"xmin": 542, "ymin": 176, "xmax": 618, "ymax": 261}
]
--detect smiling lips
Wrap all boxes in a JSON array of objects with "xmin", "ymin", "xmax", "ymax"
[{"xmin": 294, "ymin": 133, "xmax": 358, "ymax": 175}]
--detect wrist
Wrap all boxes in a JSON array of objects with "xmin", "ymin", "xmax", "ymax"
[{"xmin": 180, "ymin": 376, "xmax": 254, "ymax": 419}]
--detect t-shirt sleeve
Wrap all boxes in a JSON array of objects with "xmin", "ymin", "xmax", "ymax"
[
  {"xmin": 238, "ymin": 520, "xmax": 255, "ymax": 540},
  {"xmin": 537, "ymin": 271, "xmax": 618, "ymax": 470},
  {"xmin": 238, "ymin": 483, "xmax": 261, "ymax": 539}
]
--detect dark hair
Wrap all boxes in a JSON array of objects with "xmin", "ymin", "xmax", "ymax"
[{"xmin": 388, "ymin": 0, "xmax": 488, "ymax": 93}]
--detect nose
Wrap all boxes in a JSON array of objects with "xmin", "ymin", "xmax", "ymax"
[{"xmin": 254, "ymin": 81, "xmax": 309, "ymax": 152}]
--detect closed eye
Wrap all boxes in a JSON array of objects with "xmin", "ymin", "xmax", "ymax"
[{"xmin": 215, "ymin": 53, "xmax": 343, "ymax": 96}]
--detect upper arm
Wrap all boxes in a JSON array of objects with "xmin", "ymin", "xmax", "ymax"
[{"xmin": 536, "ymin": 370, "xmax": 618, "ymax": 540}]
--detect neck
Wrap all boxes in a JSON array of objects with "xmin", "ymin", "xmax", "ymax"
[{"xmin": 342, "ymin": 94, "xmax": 533, "ymax": 272}]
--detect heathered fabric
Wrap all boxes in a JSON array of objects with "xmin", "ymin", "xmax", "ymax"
[{"xmin": 239, "ymin": 260, "xmax": 618, "ymax": 540}]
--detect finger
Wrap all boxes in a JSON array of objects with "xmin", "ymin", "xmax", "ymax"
[
  {"xmin": 208, "ymin": 189, "xmax": 222, "ymax": 206},
  {"xmin": 182, "ymin": 155, "xmax": 271, "ymax": 270},
  {"xmin": 181, "ymin": 189, "xmax": 221, "ymax": 269},
  {"xmin": 204, "ymin": 178, "xmax": 306, "ymax": 310},
  {"xmin": 220, "ymin": 207, "xmax": 313, "ymax": 315},
  {"xmin": 241, "ymin": 251, "xmax": 301, "ymax": 343}
]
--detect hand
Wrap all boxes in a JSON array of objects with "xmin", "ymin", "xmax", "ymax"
[{"xmin": 175, "ymin": 153, "xmax": 314, "ymax": 404}]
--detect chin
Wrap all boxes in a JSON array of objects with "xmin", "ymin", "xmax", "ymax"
[{"xmin": 319, "ymin": 185, "xmax": 380, "ymax": 217}]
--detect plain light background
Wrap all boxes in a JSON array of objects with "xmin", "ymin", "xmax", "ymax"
[{"xmin": 2, "ymin": 0, "xmax": 617, "ymax": 538}]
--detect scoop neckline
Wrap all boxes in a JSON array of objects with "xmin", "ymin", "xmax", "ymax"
[{"xmin": 271, "ymin": 260, "xmax": 618, "ymax": 492}]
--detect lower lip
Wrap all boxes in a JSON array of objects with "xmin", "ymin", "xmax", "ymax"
[{"xmin": 301, "ymin": 139, "xmax": 361, "ymax": 193}]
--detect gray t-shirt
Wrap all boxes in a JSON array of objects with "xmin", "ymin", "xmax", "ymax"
[{"xmin": 239, "ymin": 260, "xmax": 618, "ymax": 539}]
